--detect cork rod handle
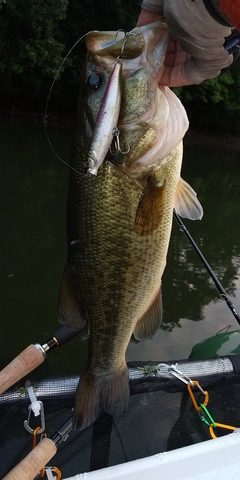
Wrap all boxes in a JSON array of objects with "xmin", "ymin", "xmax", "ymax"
[
  {"xmin": 3, "ymin": 437, "xmax": 57, "ymax": 480},
  {"xmin": 0, "ymin": 344, "xmax": 45, "ymax": 394}
]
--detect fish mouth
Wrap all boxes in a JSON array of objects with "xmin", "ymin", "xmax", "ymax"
[
  {"xmin": 86, "ymin": 20, "xmax": 169, "ymax": 78},
  {"xmin": 85, "ymin": 27, "xmax": 145, "ymax": 60},
  {"xmin": 85, "ymin": 21, "xmax": 188, "ymax": 172}
]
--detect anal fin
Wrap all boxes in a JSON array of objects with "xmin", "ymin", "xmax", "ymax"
[
  {"xmin": 58, "ymin": 262, "xmax": 87, "ymax": 331},
  {"xmin": 134, "ymin": 288, "xmax": 162, "ymax": 341}
]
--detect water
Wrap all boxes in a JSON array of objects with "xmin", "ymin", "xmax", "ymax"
[{"xmin": 1, "ymin": 119, "xmax": 240, "ymax": 380}]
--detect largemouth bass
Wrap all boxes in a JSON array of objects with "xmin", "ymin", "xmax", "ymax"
[{"xmin": 58, "ymin": 20, "xmax": 203, "ymax": 430}]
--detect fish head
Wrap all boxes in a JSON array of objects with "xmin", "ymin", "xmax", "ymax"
[
  {"xmin": 77, "ymin": 26, "xmax": 146, "ymax": 140},
  {"xmin": 76, "ymin": 21, "xmax": 188, "ymax": 177}
]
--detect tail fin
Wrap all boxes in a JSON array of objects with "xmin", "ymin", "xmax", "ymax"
[
  {"xmin": 103, "ymin": 364, "xmax": 129, "ymax": 416},
  {"xmin": 74, "ymin": 364, "xmax": 129, "ymax": 430},
  {"xmin": 73, "ymin": 371, "xmax": 102, "ymax": 430}
]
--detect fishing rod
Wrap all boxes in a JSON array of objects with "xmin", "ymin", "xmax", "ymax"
[
  {"xmin": 173, "ymin": 210, "xmax": 240, "ymax": 326},
  {"xmin": 0, "ymin": 325, "xmax": 81, "ymax": 395},
  {"xmin": 3, "ymin": 417, "xmax": 74, "ymax": 480}
]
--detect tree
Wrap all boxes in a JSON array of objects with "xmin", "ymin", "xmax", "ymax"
[
  {"xmin": 174, "ymin": 63, "xmax": 240, "ymax": 134},
  {"xmin": 0, "ymin": 0, "xmax": 68, "ymax": 108},
  {"xmin": 2, "ymin": 0, "xmax": 240, "ymax": 132},
  {"xmin": 0, "ymin": 0, "xmax": 139, "ymax": 112}
]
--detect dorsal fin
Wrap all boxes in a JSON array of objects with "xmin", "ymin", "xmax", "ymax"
[{"xmin": 174, "ymin": 177, "xmax": 203, "ymax": 220}]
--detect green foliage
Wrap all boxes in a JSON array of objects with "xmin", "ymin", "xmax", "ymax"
[
  {"xmin": 1, "ymin": 0, "xmax": 240, "ymax": 132},
  {"xmin": 174, "ymin": 63, "xmax": 240, "ymax": 133},
  {"xmin": 0, "ymin": 0, "xmax": 139, "ymax": 111},
  {"xmin": 0, "ymin": 0, "xmax": 68, "ymax": 104},
  {"xmin": 174, "ymin": 71, "xmax": 234, "ymax": 105}
]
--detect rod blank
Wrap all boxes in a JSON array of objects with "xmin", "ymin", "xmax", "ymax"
[{"xmin": 174, "ymin": 210, "xmax": 240, "ymax": 326}]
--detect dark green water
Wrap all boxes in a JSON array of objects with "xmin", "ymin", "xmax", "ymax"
[{"xmin": 1, "ymin": 119, "xmax": 240, "ymax": 379}]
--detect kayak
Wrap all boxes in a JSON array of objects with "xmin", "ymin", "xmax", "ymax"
[{"xmin": 1, "ymin": 355, "xmax": 240, "ymax": 480}]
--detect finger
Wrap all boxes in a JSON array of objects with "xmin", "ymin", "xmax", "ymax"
[
  {"xmin": 159, "ymin": 64, "xmax": 193, "ymax": 87},
  {"xmin": 166, "ymin": 38, "xmax": 178, "ymax": 55}
]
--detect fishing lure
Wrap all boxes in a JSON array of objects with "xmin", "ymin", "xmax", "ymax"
[
  {"xmin": 85, "ymin": 32, "xmax": 136, "ymax": 175},
  {"xmin": 85, "ymin": 58, "xmax": 123, "ymax": 175},
  {"xmin": 45, "ymin": 31, "xmax": 136, "ymax": 177}
]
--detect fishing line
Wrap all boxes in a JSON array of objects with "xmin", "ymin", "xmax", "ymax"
[
  {"xmin": 173, "ymin": 210, "xmax": 240, "ymax": 326},
  {"xmin": 44, "ymin": 32, "xmax": 92, "ymax": 177},
  {"xmin": 113, "ymin": 419, "xmax": 128, "ymax": 462},
  {"xmin": 44, "ymin": 30, "xmax": 129, "ymax": 177}
]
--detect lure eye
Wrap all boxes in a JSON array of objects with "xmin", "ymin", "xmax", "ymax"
[{"xmin": 87, "ymin": 73, "xmax": 103, "ymax": 90}]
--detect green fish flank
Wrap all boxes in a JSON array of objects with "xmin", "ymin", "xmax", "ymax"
[{"xmin": 58, "ymin": 21, "xmax": 203, "ymax": 430}]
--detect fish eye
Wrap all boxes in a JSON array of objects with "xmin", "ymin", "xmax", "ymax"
[{"xmin": 87, "ymin": 73, "xmax": 103, "ymax": 90}]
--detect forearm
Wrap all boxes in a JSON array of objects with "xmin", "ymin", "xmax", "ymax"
[{"xmin": 140, "ymin": 0, "xmax": 164, "ymax": 15}]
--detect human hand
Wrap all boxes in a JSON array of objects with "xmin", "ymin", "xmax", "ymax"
[
  {"xmin": 159, "ymin": 36, "xmax": 192, "ymax": 87},
  {"xmin": 137, "ymin": 9, "xmax": 193, "ymax": 87}
]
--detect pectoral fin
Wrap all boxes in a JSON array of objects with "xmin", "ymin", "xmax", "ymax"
[
  {"xmin": 174, "ymin": 178, "xmax": 203, "ymax": 220},
  {"xmin": 134, "ymin": 288, "xmax": 162, "ymax": 341},
  {"xmin": 58, "ymin": 262, "xmax": 87, "ymax": 331},
  {"xmin": 134, "ymin": 177, "xmax": 165, "ymax": 236}
]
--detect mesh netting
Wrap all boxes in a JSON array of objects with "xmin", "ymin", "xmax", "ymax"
[{"xmin": 1, "ymin": 357, "xmax": 240, "ymax": 479}]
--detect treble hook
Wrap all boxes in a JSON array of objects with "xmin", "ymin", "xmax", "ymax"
[
  {"xmin": 110, "ymin": 127, "xmax": 130, "ymax": 155},
  {"xmin": 115, "ymin": 31, "xmax": 138, "ymax": 60}
]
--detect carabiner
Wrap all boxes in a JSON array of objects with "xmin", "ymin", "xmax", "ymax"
[
  {"xmin": 209, "ymin": 422, "xmax": 236, "ymax": 439},
  {"xmin": 187, "ymin": 381, "xmax": 209, "ymax": 411},
  {"xmin": 169, "ymin": 365, "xmax": 195, "ymax": 386},
  {"xmin": 24, "ymin": 400, "xmax": 46, "ymax": 434}
]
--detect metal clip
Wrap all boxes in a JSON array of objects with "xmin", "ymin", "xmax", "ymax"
[
  {"xmin": 187, "ymin": 381, "xmax": 209, "ymax": 411},
  {"xmin": 169, "ymin": 364, "xmax": 195, "ymax": 386},
  {"xmin": 110, "ymin": 127, "xmax": 130, "ymax": 155},
  {"xmin": 24, "ymin": 400, "xmax": 46, "ymax": 434}
]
